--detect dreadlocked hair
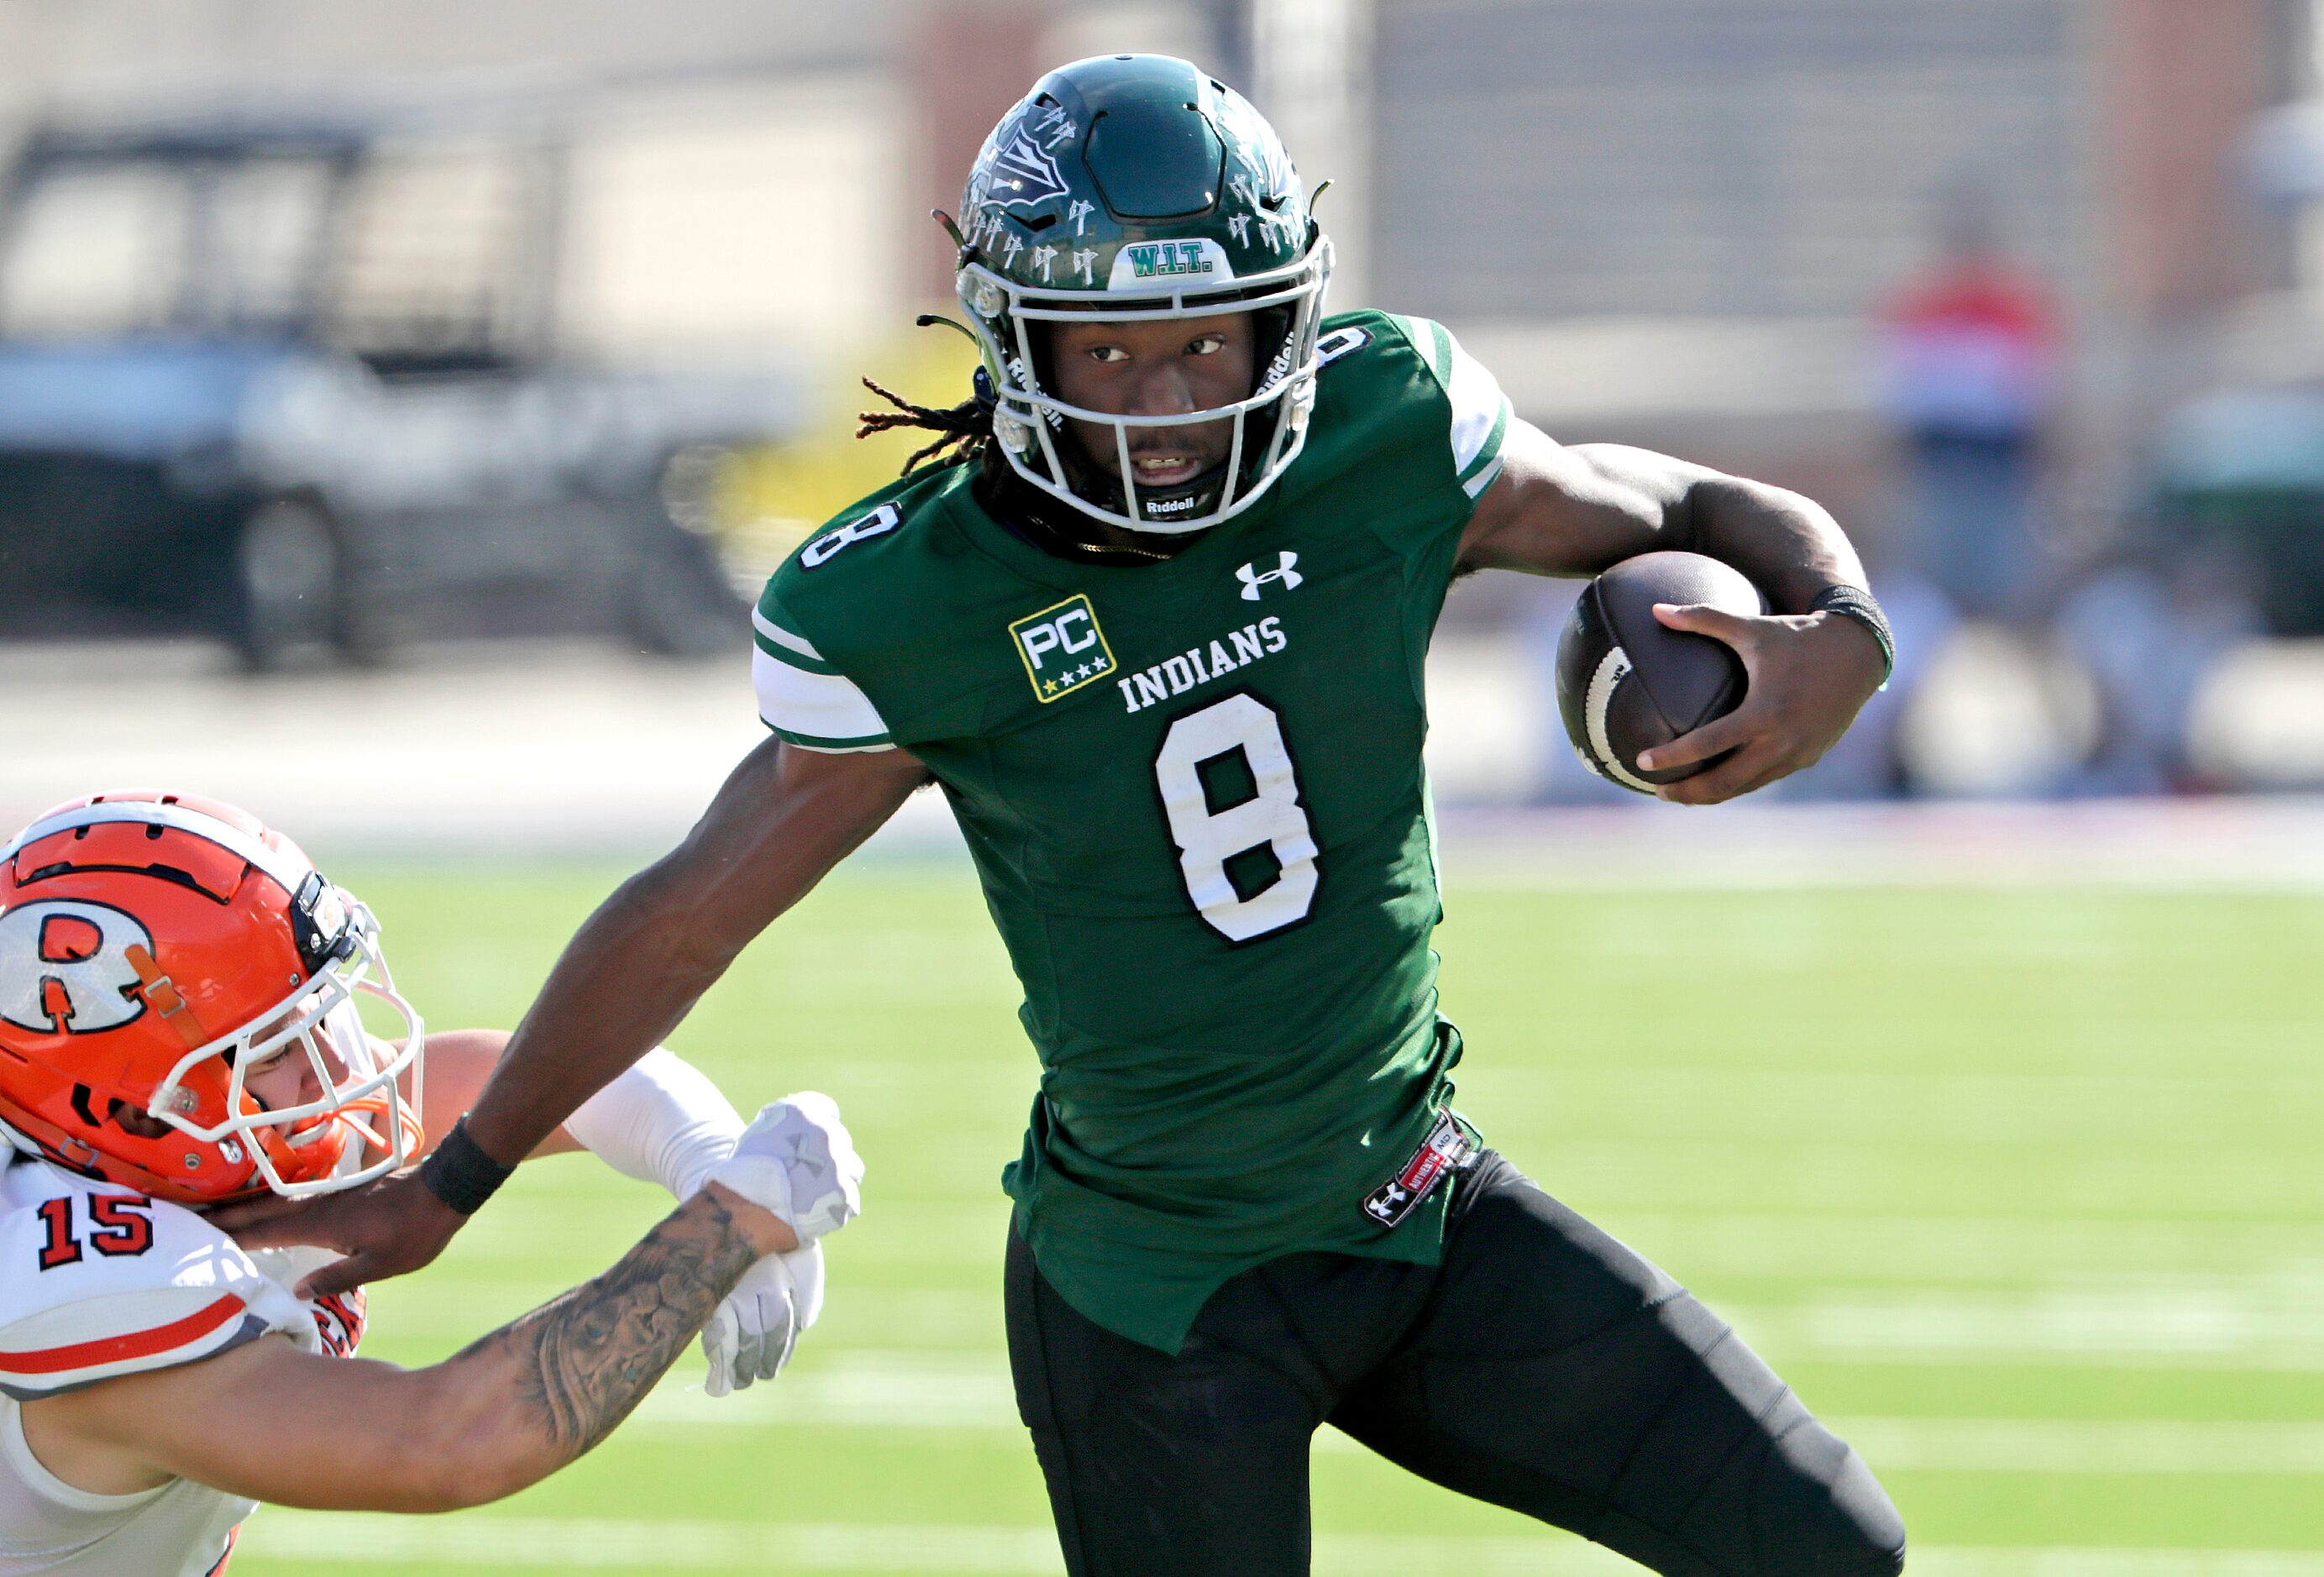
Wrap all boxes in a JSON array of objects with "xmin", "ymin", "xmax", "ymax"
[{"xmin": 857, "ymin": 376, "xmax": 994, "ymax": 477}]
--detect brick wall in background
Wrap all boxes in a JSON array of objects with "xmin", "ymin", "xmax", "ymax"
[
  {"xmin": 2097, "ymin": 0, "xmax": 2291, "ymax": 319},
  {"xmin": 1370, "ymin": 0, "xmax": 2087, "ymax": 325}
]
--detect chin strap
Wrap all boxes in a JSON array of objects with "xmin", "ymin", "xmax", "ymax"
[
  {"xmin": 0, "ymin": 1113, "xmax": 40, "ymax": 1160},
  {"xmin": 973, "ymin": 459, "xmax": 1188, "ymax": 564},
  {"xmin": 333, "ymin": 1094, "xmax": 424, "ymax": 1165},
  {"xmin": 122, "ymin": 946, "xmax": 210, "ymax": 1050}
]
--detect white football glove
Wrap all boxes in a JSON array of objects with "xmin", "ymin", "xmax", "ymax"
[
  {"xmin": 700, "ymin": 1239, "xmax": 824, "ymax": 1396},
  {"xmin": 700, "ymin": 1092, "xmax": 863, "ymax": 1244}
]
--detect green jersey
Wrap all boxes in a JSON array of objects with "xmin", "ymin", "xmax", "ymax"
[{"xmin": 754, "ymin": 311, "xmax": 1512, "ymax": 1351}]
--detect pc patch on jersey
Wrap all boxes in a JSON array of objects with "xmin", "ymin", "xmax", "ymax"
[{"xmin": 1010, "ymin": 595, "xmax": 1116, "ymax": 703}]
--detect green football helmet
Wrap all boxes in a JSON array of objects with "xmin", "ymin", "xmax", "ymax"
[{"xmin": 956, "ymin": 55, "xmax": 1331, "ymax": 535}]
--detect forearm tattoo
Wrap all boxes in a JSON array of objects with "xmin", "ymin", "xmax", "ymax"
[{"xmin": 459, "ymin": 1191, "xmax": 761, "ymax": 1462}]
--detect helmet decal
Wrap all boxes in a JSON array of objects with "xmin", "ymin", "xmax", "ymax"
[
  {"xmin": 980, "ymin": 122, "xmax": 1072, "ymax": 210},
  {"xmin": 1109, "ymin": 238, "xmax": 1230, "ymax": 287},
  {"xmin": 0, "ymin": 899, "xmax": 154, "ymax": 1035}
]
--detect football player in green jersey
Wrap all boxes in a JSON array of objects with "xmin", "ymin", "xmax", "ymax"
[{"xmin": 232, "ymin": 55, "xmax": 1904, "ymax": 1576}]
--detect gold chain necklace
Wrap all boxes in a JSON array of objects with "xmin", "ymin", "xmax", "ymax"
[{"xmin": 1077, "ymin": 537, "xmax": 1173, "ymax": 561}]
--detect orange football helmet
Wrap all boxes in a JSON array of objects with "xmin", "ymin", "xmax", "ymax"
[{"xmin": 0, "ymin": 791, "xmax": 423, "ymax": 1206}]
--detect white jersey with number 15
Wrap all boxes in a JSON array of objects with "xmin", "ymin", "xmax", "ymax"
[{"xmin": 0, "ymin": 1155, "xmax": 358, "ymax": 1576}]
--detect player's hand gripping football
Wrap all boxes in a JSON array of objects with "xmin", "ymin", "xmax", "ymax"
[
  {"xmin": 1634, "ymin": 602, "xmax": 1886, "ymax": 804},
  {"xmin": 694, "ymin": 1092, "xmax": 864, "ymax": 1395}
]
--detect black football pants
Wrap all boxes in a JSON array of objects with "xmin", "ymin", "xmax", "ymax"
[{"xmin": 1004, "ymin": 1152, "xmax": 1906, "ymax": 1577}]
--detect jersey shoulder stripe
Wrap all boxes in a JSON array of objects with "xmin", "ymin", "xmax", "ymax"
[
  {"xmin": 752, "ymin": 605, "xmax": 838, "ymax": 673},
  {"xmin": 752, "ymin": 464, "xmax": 998, "ymax": 752},
  {"xmin": 1383, "ymin": 313, "xmax": 1511, "ymax": 500},
  {"xmin": 753, "ymin": 592, "xmax": 895, "ymax": 753},
  {"xmin": 0, "ymin": 1292, "xmax": 250, "ymax": 1388}
]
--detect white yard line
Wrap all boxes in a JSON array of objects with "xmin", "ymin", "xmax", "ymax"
[
  {"xmin": 1436, "ymin": 799, "xmax": 2324, "ymax": 891},
  {"xmin": 10, "ymin": 641, "xmax": 2324, "ymax": 882},
  {"xmin": 618, "ymin": 1356, "xmax": 2324, "ymax": 1474},
  {"xmin": 1738, "ymin": 1273, "xmax": 2324, "ymax": 1368},
  {"xmin": 244, "ymin": 1512, "xmax": 2324, "ymax": 1575},
  {"xmin": 1836, "ymin": 1417, "xmax": 2324, "ymax": 1474}
]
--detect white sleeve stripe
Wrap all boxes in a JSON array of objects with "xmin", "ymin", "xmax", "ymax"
[
  {"xmin": 752, "ymin": 648, "xmax": 892, "ymax": 747},
  {"xmin": 1424, "ymin": 317, "xmax": 1455, "ymax": 382},
  {"xmin": 751, "ymin": 605, "xmax": 825, "ymax": 662},
  {"xmin": 1461, "ymin": 453, "xmax": 1507, "ymax": 500},
  {"xmin": 1459, "ymin": 399, "xmax": 1509, "ymax": 486},
  {"xmin": 1445, "ymin": 335, "xmax": 1510, "ymax": 479},
  {"xmin": 771, "ymin": 732, "xmax": 899, "ymax": 754}
]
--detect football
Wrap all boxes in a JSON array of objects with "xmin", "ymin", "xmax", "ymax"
[{"xmin": 1555, "ymin": 551, "xmax": 1765, "ymax": 793}]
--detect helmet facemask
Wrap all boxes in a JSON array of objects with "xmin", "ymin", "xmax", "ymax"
[
  {"xmin": 952, "ymin": 55, "xmax": 1331, "ymax": 537},
  {"xmin": 966, "ymin": 238, "xmax": 1331, "ymax": 536},
  {"xmin": 148, "ymin": 892, "xmax": 425, "ymax": 1200}
]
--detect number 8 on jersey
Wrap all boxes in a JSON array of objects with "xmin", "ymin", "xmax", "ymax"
[{"xmin": 1152, "ymin": 693, "xmax": 1318, "ymax": 943}]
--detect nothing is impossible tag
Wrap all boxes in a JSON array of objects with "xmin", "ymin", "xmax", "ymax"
[{"xmin": 1361, "ymin": 1113, "xmax": 1477, "ymax": 1228}]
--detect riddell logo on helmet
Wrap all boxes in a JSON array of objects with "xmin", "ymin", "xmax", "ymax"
[{"xmin": 0, "ymin": 899, "xmax": 155, "ymax": 1035}]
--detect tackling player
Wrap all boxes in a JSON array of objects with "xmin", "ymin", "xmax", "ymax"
[
  {"xmin": 0, "ymin": 791, "xmax": 860, "ymax": 1575},
  {"xmin": 233, "ymin": 57, "xmax": 1905, "ymax": 1575}
]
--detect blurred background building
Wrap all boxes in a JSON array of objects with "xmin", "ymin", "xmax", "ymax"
[{"xmin": 4, "ymin": 0, "xmax": 2324, "ymax": 816}]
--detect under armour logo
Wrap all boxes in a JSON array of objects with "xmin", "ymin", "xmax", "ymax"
[
  {"xmin": 1235, "ymin": 552, "xmax": 1303, "ymax": 601},
  {"xmin": 1362, "ymin": 1182, "xmax": 1411, "ymax": 1223}
]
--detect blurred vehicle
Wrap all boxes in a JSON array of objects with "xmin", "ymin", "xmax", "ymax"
[
  {"xmin": 2151, "ymin": 383, "xmax": 2324, "ymax": 637},
  {"xmin": 0, "ymin": 111, "xmax": 795, "ymax": 668}
]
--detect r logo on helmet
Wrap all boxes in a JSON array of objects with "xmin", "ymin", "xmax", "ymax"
[{"xmin": 0, "ymin": 900, "xmax": 155, "ymax": 1035}]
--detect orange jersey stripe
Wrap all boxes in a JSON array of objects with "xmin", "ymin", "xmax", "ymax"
[{"xmin": 0, "ymin": 1292, "xmax": 246, "ymax": 1375}]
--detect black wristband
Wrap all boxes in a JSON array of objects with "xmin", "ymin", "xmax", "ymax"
[
  {"xmin": 1809, "ymin": 583, "xmax": 1895, "ymax": 688},
  {"xmin": 418, "ymin": 1118, "xmax": 516, "ymax": 1215}
]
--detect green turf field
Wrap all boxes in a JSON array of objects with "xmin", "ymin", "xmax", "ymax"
[{"xmin": 230, "ymin": 860, "xmax": 2324, "ymax": 1575}]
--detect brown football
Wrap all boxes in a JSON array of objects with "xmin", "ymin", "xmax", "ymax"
[{"xmin": 1555, "ymin": 551, "xmax": 1765, "ymax": 793}]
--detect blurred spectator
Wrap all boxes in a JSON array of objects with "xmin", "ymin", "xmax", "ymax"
[
  {"xmin": 1877, "ymin": 188, "xmax": 2059, "ymax": 622},
  {"xmin": 2051, "ymin": 548, "xmax": 2260, "ymax": 794}
]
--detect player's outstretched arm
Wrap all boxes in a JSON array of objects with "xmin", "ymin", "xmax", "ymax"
[
  {"xmin": 473, "ymin": 736, "xmax": 928, "ymax": 1166},
  {"xmin": 27, "ymin": 1097, "xmax": 859, "ymax": 1509},
  {"xmin": 414, "ymin": 1030, "xmax": 832, "ymax": 1394},
  {"xmin": 220, "ymin": 736, "xmax": 928, "ymax": 1295},
  {"xmin": 1457, "ymin": 418, "xmax": 1886, "ymax": 804},
  {"xmin": 27, "ymin": 1183, "xmax": 788, "ymax": 1512}
]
